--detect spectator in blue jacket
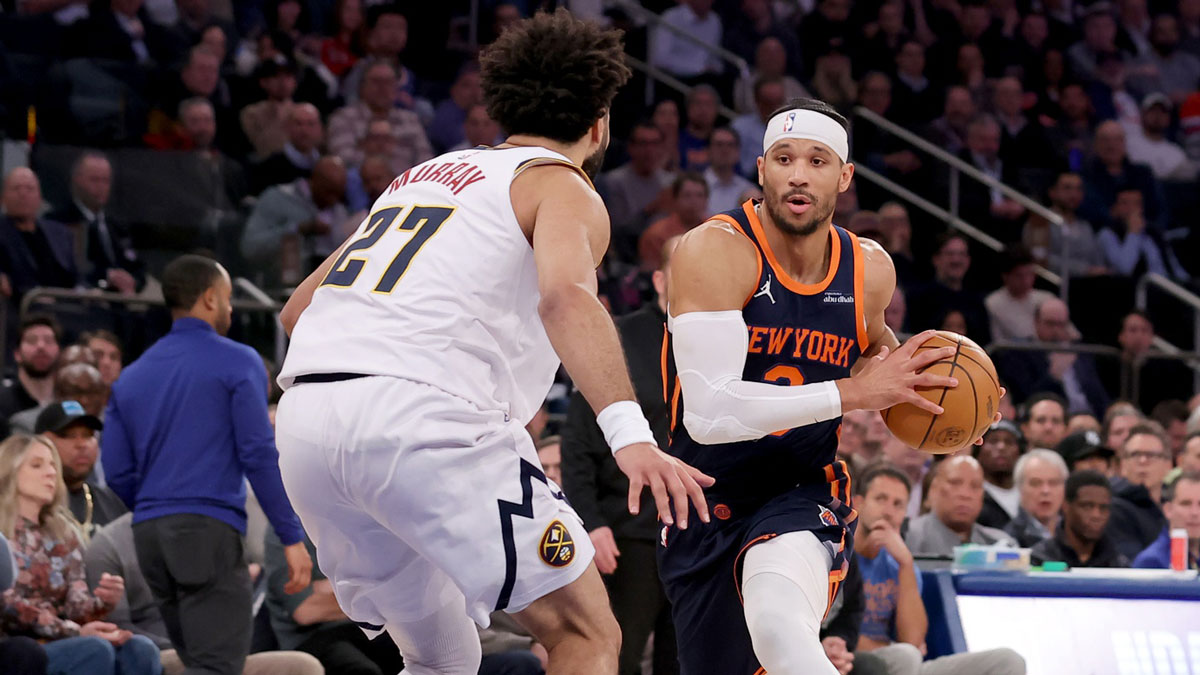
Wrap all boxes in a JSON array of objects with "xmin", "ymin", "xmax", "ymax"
[
  {"xmin": 1133, "ymin": 472, "xmax": 1200, "ymax": 569},
  {"xmin": 101, "ymin": 254, "xmax": 312, "ymax": 675}
]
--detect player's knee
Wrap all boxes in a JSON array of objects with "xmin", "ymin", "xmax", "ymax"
[
  {"xmin": 746, "ymin": 605, "xmax": 815, "ymax": 654},
  {"xmin": 402, "ymin": 638, "xmax": 482, "ymax": 675},
  {"xmin": 979, "ymin": 647, "xmax": 1026, "ymax": 675},
  {"xmin": 567, "ymin": 609, "xmax": 621, "ymax": 659},
  {"xmin": 596, "ymin": 609, "xmax": 622, "ymax": 657}
]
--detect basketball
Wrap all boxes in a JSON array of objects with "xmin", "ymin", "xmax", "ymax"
[{"xmin": 883, "ymin": 331, "xmax": 1000, "ymax": 454}]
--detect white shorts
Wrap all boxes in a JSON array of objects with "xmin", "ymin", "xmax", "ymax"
[{"xmin": 275, "ymin": 375, "xmax": 594, "ymax": 630}]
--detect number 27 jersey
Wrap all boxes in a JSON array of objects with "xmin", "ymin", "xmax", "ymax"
[{"xmin": 278, "ymin": 146, "xmax": 588, "ymax": 426}]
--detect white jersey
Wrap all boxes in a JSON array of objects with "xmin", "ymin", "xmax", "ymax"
[{"xmin": 279, "ymin": 146, "xmax": 588, "ymax": 425}]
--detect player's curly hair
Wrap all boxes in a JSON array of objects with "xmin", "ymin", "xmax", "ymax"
[{"xmin": 480, "ymin": 9, "xmax": 631, "ymax": 144}]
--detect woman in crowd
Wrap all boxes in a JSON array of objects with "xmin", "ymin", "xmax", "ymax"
[{"xmin": 0, "ymin": 435, "xmax": 161, "ymax": 675}]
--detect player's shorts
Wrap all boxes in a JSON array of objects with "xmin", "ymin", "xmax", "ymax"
[
  {"xmin": 657, "ymin": 460, "xmax": 857, "ymax": 675},
  {"xmin": 275, "ymin": 374, "xmax": 594, "ymax": 631}
]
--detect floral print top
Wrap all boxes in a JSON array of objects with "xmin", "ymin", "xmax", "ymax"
[{"xmin": 1, "ymin": 517, "xmax": 108, "ymax": 639}]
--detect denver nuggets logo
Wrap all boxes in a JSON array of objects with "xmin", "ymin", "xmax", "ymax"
[
  {"xmin": 539, "ymin": 520, "xmax": 575, "ymax": 567},
  {"xmin": 818, "ymin": 505, "xmax": 839, "ymax": 528},
  {"xmin": 783, "ymin": 111, "xmax": 797, "ymax": 132}
]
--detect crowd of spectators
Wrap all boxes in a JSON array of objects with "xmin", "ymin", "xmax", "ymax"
[{"xmin": 0, "ymin": 0, "xmax": 1195, "ymax": 672}]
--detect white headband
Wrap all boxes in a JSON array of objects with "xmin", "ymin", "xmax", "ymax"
[{"xmin": 762, "ymin": 109, "xmax": 849, "ymax": 161}]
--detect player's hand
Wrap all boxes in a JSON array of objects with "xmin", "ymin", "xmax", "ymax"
[
  {"xmin": 283, "ymin": 542, "xmax": 314, "ymax": 594},
  {"xmin": 93, "ymin": 573, "xmax": 125, "ymax": 608},
  {"xmin": 589, "ymin": 526, "xmax": 621, "ymax": 575},
  {"xmin": 614, "ymin": 442, "xmax": 715, "ymax": 530},
  {"xmin": 971, "ymin": 386, "xmax": 1006, "ymax": 446},
  {"xmin": 838, "ymin": 330, "xmax": 958, "ymax": 414},
  {"xmin": 821, "ymin": 636, "xmax": 855, "ymax": 675}
]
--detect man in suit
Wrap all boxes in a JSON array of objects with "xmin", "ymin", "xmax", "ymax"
[
  {"xmin": 0, "ymin": 167, "xmax": 79, "ymax": 302},
  {"xmin": 48, "ymin": 152, "xmax": 145, "ymax": 295},
  {"xmin": 561, "ymin": 236, "xmax": 681, "ymax": 675},
  {"xmin": 997, "ymin": 297, "xmax": 1110, "ymax": 417},
  {"xmin": 906, "ymin": 456, "xmax": 1019, "ymax": 557},
  {"xmin": 250, "ymin": 103, "xmax": 325, "ymax": 196},
  {"xmin": 63, "ymin": 0, "xmax": 172, "ymax": 66},
  {"xmin": 951, "ymin": 115, "xmax": 1027, "ymax": 237}
]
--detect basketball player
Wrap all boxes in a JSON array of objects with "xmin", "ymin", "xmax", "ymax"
[
  {"xmin": 659, "ymin": 98, "xmax": 1002, "ymax": 674},
  {"xmin": 273, "ymin": 11, "xmax": 712, "ymax": 675}
]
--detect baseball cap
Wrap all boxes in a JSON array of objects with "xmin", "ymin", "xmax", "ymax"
[
  {"xmin": 34, "ymin": 400, "xmax": 103, "ymax": 435},
  {"xmin": 254, "ymin": 55, "xmax": 297, "ymax": 80},
  {"xmin": 984, "ymin": 419, "xmax": 1023, "ymax": 441},
  {"xmin": 1056, "ymin": 430, "xmax": 1114, "ymax": 465},
  {"xmin": 1142, "ymin": 93, "xmax": 1172, "ymax": 112}
]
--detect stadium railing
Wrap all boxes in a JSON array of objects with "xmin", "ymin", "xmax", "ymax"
[
  {"xmin": 849, "ymin": 105, "xmax": 1066, "ymax": 293},
  {"xmin": 1137, "ymin": 273, "xmax": 1200, "ymax": 392},
  {"xmin": 13, "ymin": 279, "xmax": 283, "ymax": 370}
]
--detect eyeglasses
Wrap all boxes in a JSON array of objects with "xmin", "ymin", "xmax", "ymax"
[{"xmin": 1123, "ymin": 450, "xmax": 1170, "ymax": 462}]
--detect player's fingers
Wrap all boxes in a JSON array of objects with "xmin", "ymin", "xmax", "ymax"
[
  {"xmin": 999, "ymin": 386, "xmax": 1007, "ymax": 400},
  {"xmin": 911, "ymin": 372, "xmax": 957, "ymax": 389},
  {"xmin": 665, "ymin": 472, "xmax": 691, "ymax": 530},
  {"xmin": 678, "ymin": 465, "xmax": 711, "ymax": 523},
  {"xmin": 872, "ymin": 344, "xmax": 890, "ymax": 362},
  {"xmin": 649, "ymin": 474, "xmax": 673, "ymax": 526},
  {"xmin": 627, "ymin": 477, "xmax": 644, "ymax": 516},
  {"xmin": 908, "ymin": 346, "xmax": 957, "ymax": 371},
  {"xmin": 682, "ymin": 462, "xmax": 716, "ymax": 487},
  {"xmin": 897, "ymin": 329, "xmax": 938, "ymax": 357},
  {"xmin": 907, "ymin": 391, "xmax": 945, "ymax": 415}
]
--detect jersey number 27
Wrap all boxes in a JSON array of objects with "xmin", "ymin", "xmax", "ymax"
[{"xmin": 320, "ymin": 204, "xmax": 456, "ymax": 293}]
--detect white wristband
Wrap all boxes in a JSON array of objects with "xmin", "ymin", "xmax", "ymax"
[{"xmin": 596, "ymin": 400, "xmax": 656, "ymax": 455}]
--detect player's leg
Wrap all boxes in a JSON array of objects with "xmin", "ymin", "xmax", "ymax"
[
  {"xmin": 742, "ymin": 531, "xmax": 840, "ymax": 675},
  {"xmin": 385, "ymin": 598, "xmax": 483, "ymax": 675},
  {"xmin": 276, "ymin": 378, "xmax": 481, "ymax": 672},
  {"xmin": 509, "ymin": 563, "xmax": 621, "ymax": 675}
]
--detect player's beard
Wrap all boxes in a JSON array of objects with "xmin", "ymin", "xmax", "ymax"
[
  {"xmin": 581, "ymin": 125, "xmax": 610, "ymax": 181},
  {"xmin": 763, "ymin": 184, "xmax": 834, "ymax": 237}
]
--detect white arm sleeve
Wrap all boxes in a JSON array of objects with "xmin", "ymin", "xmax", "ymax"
[{"xmin": 671, "ymin": 310, "xmax": 843, "ymax": 445}]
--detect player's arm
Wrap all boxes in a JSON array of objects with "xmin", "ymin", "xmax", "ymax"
[
  {"xmin": 518, "ymin": 166, "xmax": 713, "ymax": 529},
  {"xmin": 669, "ymin": 226, "xmax": 957, "ymax": 445},
  {"xmin": 279, "ymin": 238, "xmax": 351, "ymax": 336},
  {"xmin": 854, "ymin": 237, "xmax": 1003, "ymax": 442},
  {"xmin": 854, "ymin": 237, "xmax": 901, "ymax": 372}
]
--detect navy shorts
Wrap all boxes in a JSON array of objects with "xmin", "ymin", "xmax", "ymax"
[{"xmin": 657, "ymin": 461, "xmax": 857, "ymax": 675}]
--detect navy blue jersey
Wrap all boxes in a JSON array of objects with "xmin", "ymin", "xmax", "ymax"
[
  {"xmin": 663, "ymin": 200, "xmax": 868, "ymax": 503},
  {"xmin": 658, "ymin": 200, "xmax": 866, "ymax": 675}
]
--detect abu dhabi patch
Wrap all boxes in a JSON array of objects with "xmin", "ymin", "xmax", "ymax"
[
  {"xmin": 539, "ymin": 520, "xmax": 576, "ymax": 567},
  {"xmin": 818, "ymin": 505, "xmax": 839, "ymax": 528}
]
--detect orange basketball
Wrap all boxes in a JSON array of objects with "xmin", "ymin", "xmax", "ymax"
[{"xmin": 883, "ymin": 330, "xmax": 1000, "ymax": 454}]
